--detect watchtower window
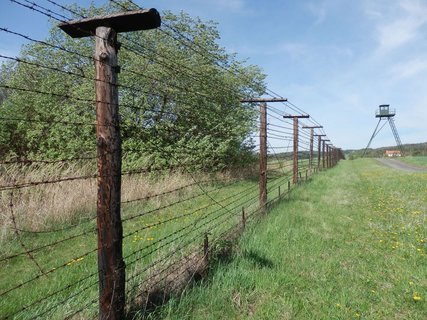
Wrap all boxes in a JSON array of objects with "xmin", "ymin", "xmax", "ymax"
[{"xmin": 379, "ymin": 105, "xmax": 390, "ymax": 115}]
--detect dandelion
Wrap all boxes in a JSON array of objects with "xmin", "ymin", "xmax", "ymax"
[{"xmin": 413, "ymin": 292, "xmax": 421, "ymax": 302}]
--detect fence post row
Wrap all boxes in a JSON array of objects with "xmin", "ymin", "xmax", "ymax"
[
  {"xmin": 57, "ymin": 8, "xmax": 343, "ymax": 317},
  {"xmin": 241, "ymin": 98, "xmax": 287, "ymax": 213},
  {"xmin": 59, "ymin": 9, "xmax": 161, "ymax": 319},
  {"xmin": 322, "ymin": 139, "xmax": 330, "ymax": 170},
  {"xmin": 303, "ymin": 126, "xmax": 323, "ymax": 175},
  {"xmin": 283, "ymin": 115, "xmax": 309, "ymax": 184},
  {"xmin": 315, "ymin": 134, "xmax": 325, "ymax": 171}
]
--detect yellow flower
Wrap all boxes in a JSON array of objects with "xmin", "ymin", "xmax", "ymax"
[{"xmin": 413, "ymin": 292, "xmax": 421, "ymax": 302}]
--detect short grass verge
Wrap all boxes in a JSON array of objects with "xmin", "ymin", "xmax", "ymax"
[
  {"xmin": 397, "ymin": 156, "xmax": 427, "ymax": 168},
  {"xmin": 154, "ymin": 158, "xmax": 426, "ymax": 320}
]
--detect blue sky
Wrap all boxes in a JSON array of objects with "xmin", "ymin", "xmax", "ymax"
[{"xmin": 1, "ymin": 0, "xmax": 426, "ymax": 150}]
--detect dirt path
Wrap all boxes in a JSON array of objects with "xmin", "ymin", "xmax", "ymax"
[{"xmin": 376, "ymin": 158, "xmax": 427, "ymax": 172}]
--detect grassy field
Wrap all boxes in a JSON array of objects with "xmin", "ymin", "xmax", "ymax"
[
  {"xmin": 0, "ymin": 159, "xmax": 303, "ymax": 319},
  {"xmin": 397, "ymin": 156, "xmax": 427, "ymax": 168},
  {"xmin": 153, "ymin": 158, "xmax": 427, "ymax": 319}
]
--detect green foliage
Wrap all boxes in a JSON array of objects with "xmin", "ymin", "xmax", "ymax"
[{"xmin": 0, "ymin": 3, "xmax": 265, "ymax": 169}]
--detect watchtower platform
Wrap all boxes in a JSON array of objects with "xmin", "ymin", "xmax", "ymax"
[{"xmin": 375, "ymin": 104, "xmax": 396, "ymax": 118}]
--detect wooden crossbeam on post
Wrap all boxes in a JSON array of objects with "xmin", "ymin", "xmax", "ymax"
[
  {"xmin": 59, "ymin": 9, "xmax": 161, "ymax": 319},
  {"xmin": 240, "ymin": 98, "xmax": 288, "ymax": 103},
  {"xmin": 284, "ymin": 115, "xmax": 309, "ymax": 184},
  {"xmin": 241, "ymin": 98, "xmax": 287, "ymax": 214}
]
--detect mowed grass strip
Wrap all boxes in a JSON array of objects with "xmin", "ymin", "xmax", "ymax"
[
  {"xmin": 154, "ymin": 159, "xmax": 426, "ymax": 320},
  {"xmin": 397, "ymin": 156, "xmax": 427, "ymax": 168}
]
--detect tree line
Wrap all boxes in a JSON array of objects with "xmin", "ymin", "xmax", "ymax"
[{"xmin": 0, "ymin": 2, "xmax": 266, "ymax": 171}]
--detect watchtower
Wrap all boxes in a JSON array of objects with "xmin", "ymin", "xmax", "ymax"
[
  {"xmin": 376, "ymin": 104, "xmax": 395, "ymax": 118},
  {"xmin": 363, "ymin": 105, "xmax": 404, "ymax": 157}
]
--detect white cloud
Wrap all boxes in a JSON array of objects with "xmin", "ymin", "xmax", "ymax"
[
  {"xmin": 377, "ymin": 19, "xmax": 424, "ymax": 52},
  {"xmin": 388, "ymin": 58, "xmax": 427, "ymax": 81},
  {"xmin": 368, "ymin": 0, "xmax": 427, "ymax": 53}
]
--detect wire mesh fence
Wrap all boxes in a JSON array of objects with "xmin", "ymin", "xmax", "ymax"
[{"xmin": 0, "ymin": 1, "xmax": 344, "ymax": 319}]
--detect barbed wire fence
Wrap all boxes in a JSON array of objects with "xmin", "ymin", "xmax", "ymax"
[{"xmin": 0, "ymin": 0, "xmax": 345, "ymax": 319}]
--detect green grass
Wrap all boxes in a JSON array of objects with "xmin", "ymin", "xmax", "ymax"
[
  {"xmin": 153, "ymin": 159, "xmax": 427, "ymax": 319},
  {"xmin": 0, "ymin": 162, "xmax": 301, "ymax": 319},
  {"xmin": 398, "ymin": 156, "xmax": 427, "ymax": 168}
]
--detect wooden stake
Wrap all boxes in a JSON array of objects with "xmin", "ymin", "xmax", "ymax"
[
  {"xmin": 242, "ymin": 207, "xmax": 246, "ymax": 229},
  {"xmin": 95, "ymin": 26, "xmax": 125, "ymax": 319},
  {"xmin": 284, "ymin": 115, "xmax": 309, "ymax": 184},
  {"xmin": 59, "ymin": 9, "xmax": 161, "ymax": 319},
  {"xmin": 259, "ymin": 102, "xmax": 267, "ymax": 214},
  {"xmin": 293, "ymin": 117, "xmax": 299, "ymax": 184},
  {"xmin": 204, "ymin": 233, "xmax": 209, "ymax": 265}
]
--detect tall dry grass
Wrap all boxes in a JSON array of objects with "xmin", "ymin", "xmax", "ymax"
[{"xmin": 0, "ymin": 161, "xmax": 256, "ymax": 243}]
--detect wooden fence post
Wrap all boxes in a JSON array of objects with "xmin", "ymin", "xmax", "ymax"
[
  {"xmin": 59, "ymin": 10, "xmax": 161, "ymax": 319},
  {"xmin": 303, "ymin": 126, "xmax": 322, "ymax": 175},
  {"xmin": 94, "ymin": 26, "xmax": 125, "ymax": 319},
  {"xmin": 242, "ymin": 207, "xmax": 246, "ymax": 229},
  {"xmin": 322, "ymin": 139, "xmax": 330, "ymax": 170},
  {"xmin": 259, "ymin": 102, "xmax": 267, "ymax": 214},
  {"xmin": 240, "ymin": 98, "xmax": 288, "ymax": 215},
  {"xmin": 293, "ymin": 117, "xmax": 298, "ymax": 184},
  {"xmin": 204, "ymin": 233, "xmax": 209, "ymax": 265},
  {"xmin": 283, "ymin": 115, "xmax": 309, "ymax": 184}
]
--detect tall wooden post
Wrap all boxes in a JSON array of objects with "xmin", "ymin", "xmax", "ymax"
[
  {"xmin": 303, "ymin": 126, "xmax": 322, "ymax": 175},
  {"xmin": 327, "ymin": 145, "xmax": 331, "ymax": 168},
  {"xmin": 259, "ymin": 102, "xmax": 267, "ymax": 213},
  {"xmin": 284, "ymin": 114, "xmax": 309, "ymax": 184},
  {"xmin": 322, "ymin": 139, "xmax": 330, "ymax": 170},
  {"xmin": 322, "ymin": 140, "xmax": 326, "ymax": 169},
  {"xmin": 309, "ymin": 128, "xmax": 313, "ymax": 173},
  {"xmin": 59, "ymin": 9, "xmax": 161, "ymax": 319},
  {"xmin": 94, "ymin": 26, "xmax": 125, "ymax": 318},
  {"xmin": 316, "ymin": 135, "xmax": 322, "ymax": 171},
  {"xmin": 241, "ymin": 98, "xmax": 288, "ymax": 214},
  {"xmin": 292, "ymin": 117, "xmax": 298, "ymax": 184}
]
